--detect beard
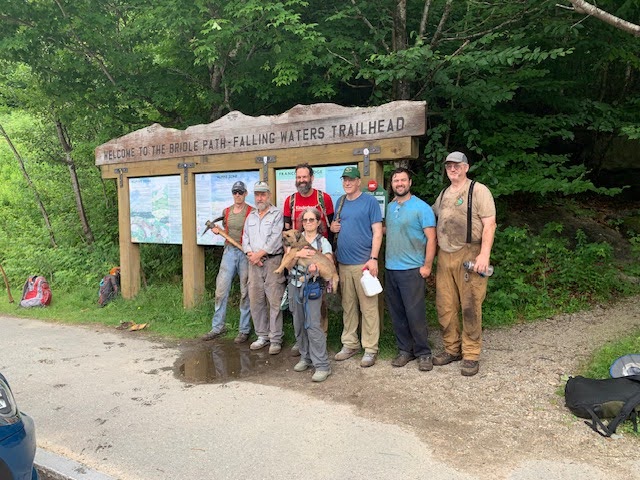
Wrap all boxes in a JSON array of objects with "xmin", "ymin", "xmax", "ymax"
[
  {"xmin": 257, "ymin": 201, "xmax": 269, "ymax": 212},
  {"xmin": 392, "ymin": 187, "xmax": 409, "ymax": 199},
  {"xmin": 296, "ymin": 181, "xmax": 312, "ymax": 195}
]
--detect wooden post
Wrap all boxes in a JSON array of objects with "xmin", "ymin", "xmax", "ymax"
[
  {"xmin": 117, "ymin": 178, "xmax": 141, "ymax": 299},
  {"xmin": 181, "ymin": 169, "xmax": 205, "ymax": 308}
]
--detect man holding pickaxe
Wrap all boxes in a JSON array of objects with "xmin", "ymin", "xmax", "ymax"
[{"xmin": 201, "ymin": 181, "xmax": 253, "ymax": 343}]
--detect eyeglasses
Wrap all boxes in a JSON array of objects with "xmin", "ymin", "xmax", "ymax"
[
  {"xmin": 445, "ymin": 163, "xmax": 463, "ymax": 171},
  {"xmin": 302, "ymin": 218, "xmax": 318, "ymax": 223},
  {"xmin": 232, "ymin": 190, "xmax": 245, "ymax": 195}
]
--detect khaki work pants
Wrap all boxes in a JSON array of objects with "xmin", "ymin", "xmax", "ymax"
[
  {"xmin": 338, "ymin": 264, "xmax": 380, "ymax": 354},
  {"xmin": 435, "ymin": 245, "xmax": 487, "ymax": 361}
]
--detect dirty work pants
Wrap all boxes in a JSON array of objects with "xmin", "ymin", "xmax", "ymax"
[
  {"xmin": 211, "ymin": 245, "xmax": 251, "ymax": 334},
  {"xmin": 435, "ymin": 245, "xmax": 487, "ymax": 361},
  {"xmin": 385, "ymin": 268, "xmax": 431, "ymax": 358},
  {"xmin": 288, "ymin": 283, "xmax": 330, "ymax": 371},
  {"xmin": 338, "ymin": 264, "xmax": 380, "ymax": 354},
  {"xmin": 248, "ymin": 255, "xmax": 285, "ymax": 345}
]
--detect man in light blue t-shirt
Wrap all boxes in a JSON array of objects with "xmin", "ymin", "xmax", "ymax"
[{"xmin": 385, "ymin": 167, "xmax": 436, "ymax": 372}]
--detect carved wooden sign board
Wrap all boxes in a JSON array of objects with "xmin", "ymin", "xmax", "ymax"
[
  {"xmin": 96, "ymin": 101, "xmax": 426, "ymax": 308},
  {"xmin": 96, "ymin": 101, "xmax": 426, "ymax": 165}
]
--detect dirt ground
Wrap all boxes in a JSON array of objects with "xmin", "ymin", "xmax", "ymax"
[{"xmin": 239, "ymin": 295, "xmax": 640, "ymax": 480}]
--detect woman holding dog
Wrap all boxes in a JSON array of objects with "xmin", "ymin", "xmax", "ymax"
[{"xmin": 288, "ymin": 207, "xmax": 333, "ymax": 382}]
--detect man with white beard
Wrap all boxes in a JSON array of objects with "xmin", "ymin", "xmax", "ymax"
[{"xmin": 242, "ymin": 181, "xmax": 286, "ymax": 355}]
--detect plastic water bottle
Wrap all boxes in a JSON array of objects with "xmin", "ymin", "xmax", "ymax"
[
  {"xmin": 360, "ymin": 269, "xmax": 383, "ymax": 296},
  {"xmin": 463, "ymin": 261, "xmax": 494, "ymax": 277}
]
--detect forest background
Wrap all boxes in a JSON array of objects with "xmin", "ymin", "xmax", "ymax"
[{"xmin": 0, "ymin": 0, "xmax": 639, "ymax": 348}]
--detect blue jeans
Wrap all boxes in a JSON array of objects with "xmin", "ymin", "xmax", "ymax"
[{"xmin": 211, "ymin": 246, "xmax": 251, "ymax": 334}]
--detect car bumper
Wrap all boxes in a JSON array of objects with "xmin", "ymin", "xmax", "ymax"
[{"xmin": 0, "ymin": 413, "xmax": 38, "ymax": 480}]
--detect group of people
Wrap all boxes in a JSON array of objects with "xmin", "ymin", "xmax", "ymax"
[{"xmin": 202, "ymin": 151, "xmax": 496, "ymax": 381}]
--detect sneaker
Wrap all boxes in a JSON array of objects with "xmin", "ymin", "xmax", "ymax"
[
  {"xmin": 391, "ymin": 353, "xmax": 415, "ymax": 367},
  {"xmin": 311, "ymin": 369, "xmax": 331, "ymax": 382},
  {"xmin": 290, "ymin": 343, "xmax": 301, "ymax": 357},
  {"xmin": 360, "ymin": 352, "xmax": 377, "ymax": 368},
  {"xmin": 250, "ymin": 337, "xmax": 270, "ymax": 350},
  {"xmin": 334, "ymin": 347, "xmax": 359, "ymax": 361},
  {"xmin": 234, "ymin": 332, "xmax": 249, "ymax": 344},
  {"xmin": 269, "ymin": 343, "xmax": 282, "ymax": 355},
  {"xmin": 432, "ymin": 351, "xmax": 463, "ymax": 366},
  {"xmin": 201, "ymin": 327, "xmax": 227, "ymax": 341},
  {"xmin": 293, "ymin": 360, "xmax": 312, "ymax": 372},
  {"xmin": 418, "ymin": 355, "xmax": 433, "ymax": 372},
  {"xmin": 461, "ymin": 359, "xmax": 479, "ymax": 376}
]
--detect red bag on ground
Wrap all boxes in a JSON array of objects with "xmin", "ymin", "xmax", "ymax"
[{"xmin": 20, "ymin": 275, "xmax": 52, "ymax": 307}]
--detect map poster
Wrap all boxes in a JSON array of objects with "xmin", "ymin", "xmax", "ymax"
[
  {"xmin": 196, "ymin": 171, "xmax": 261, "ymax": 246},
  {"xmin": 130, "ymin": 176, "xmax": 182, "ymax": 244},
  {"xmin": 275, "ymin": 164, "xmax": 356, "ymax": 210}
]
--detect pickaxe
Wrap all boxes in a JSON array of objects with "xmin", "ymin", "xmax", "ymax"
[{"xmin": 202, "ymin": 216, "xmax": 244, "ymax": 251}]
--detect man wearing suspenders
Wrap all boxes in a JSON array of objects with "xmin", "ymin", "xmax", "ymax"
[{"xmin": 431, "ymin": 152, "xmax": 496, "ymax": 376}]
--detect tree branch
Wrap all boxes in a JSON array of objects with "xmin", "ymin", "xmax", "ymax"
[{"xmin": 566, "ymin": 0, "xmax": 640, "ymax": 37}]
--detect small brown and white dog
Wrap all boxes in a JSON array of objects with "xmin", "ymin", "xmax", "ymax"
[{"xmin": 274, "ymin": 229, "xmax": 339, "ymax": 291}]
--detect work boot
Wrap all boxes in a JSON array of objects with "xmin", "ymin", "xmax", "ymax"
[
  {"xmin": 461, "ymin": 360, "xmax": 479, "ymax": 376},
  {"xmin": 290, "ymin": 343, "xmax": 301, "ymax": 357},
  {"xmin": 418, "ymin": 355, "xmax": 433, "ymax": 372},
  {"xmin": 334, "ymin": 347, "xmax": 359, "ymax": 361},
  {"xmin": 294, "ymin": 360, "xmax": 312, "ymax": 372},
  {"xmin": 360, "ymin": 352, "xmax": 377, "ymax": 368},
  {"xmin": 234, "ymin": 332, "xmax": 249, "ymax": 344},
  {"xmin": 432, "ymin": 351, "xmax": 463, "ymax": 366},
  {"xmin": 201, "ymin": 327, "xmax": 227, "ymax": 341},
  {"xmin": 269, "ymin": 343, "xmax": 282, "ymax": 355},
  {"xmin": 391, "ymin": 353, "xmax": 415, "ymax": 367}
]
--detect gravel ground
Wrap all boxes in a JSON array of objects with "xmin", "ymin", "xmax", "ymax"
[{"xmin": 251, "ymin": 295, "xmax": 640, "ymax": 480}]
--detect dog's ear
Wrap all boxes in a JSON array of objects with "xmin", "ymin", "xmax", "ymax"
[{"xmin": 295, "ymin": 230, "xmax": 302, "ymax": 241}]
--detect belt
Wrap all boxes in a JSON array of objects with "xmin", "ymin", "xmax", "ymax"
[{"xmin": 266, "ymin": 253, "xmax": 283, "ymax": 257}]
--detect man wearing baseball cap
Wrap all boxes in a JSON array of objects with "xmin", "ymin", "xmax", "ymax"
[
  {"xmin": 242, "ymin": 181, "xmax": 286, "ymax": 354},
  {"xmin": 202, "ymin": 180, "xmax": 253, "ymax": 343},
  {"xmin": 329, "ymin": 166, "xmax": 383, "ymax": 368},
  {"xmin": 431, "ymin": 151, "xmax": 496, "ymax": 376}
]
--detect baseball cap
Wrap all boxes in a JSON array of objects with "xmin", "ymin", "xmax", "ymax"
[
  {"xmin": 445, "ymin": 151, "xmax": 468, "ymax": 164},
  {"xmin": 341, "ymin": 166, "xmax": 361, "ymax": 179},
  {"xmin": 253, "ymin": 181, "xmax": 271, "ymax": 193},
  {"xmin": 231, "ymin": 181, "xmax": 247, "ymax": 193}
]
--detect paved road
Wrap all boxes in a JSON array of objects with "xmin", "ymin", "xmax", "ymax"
[{"xmin": 1, "ymin": 315, "xmax": 629, "ymax": 480}]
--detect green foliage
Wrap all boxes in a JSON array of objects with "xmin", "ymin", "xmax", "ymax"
[
  {"xmin": 582, "ymin": 330, "xmax": 640, "ymax": 379},
  {"xmin": 483, "ymin": 223, "xmax": 637, "ymax": 326}
]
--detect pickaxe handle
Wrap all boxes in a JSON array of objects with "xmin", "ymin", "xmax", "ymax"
[{"xmin": 202, "ymin": 219, "xmax": 244, "ymax": 251}]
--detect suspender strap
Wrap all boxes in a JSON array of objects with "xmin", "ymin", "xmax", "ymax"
[{"xmin": 466, "ymin": 180, "xmax": 476, "ymax": 244}]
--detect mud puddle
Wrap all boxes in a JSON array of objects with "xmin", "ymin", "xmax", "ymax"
[{"xmin": 174, "ymin": 339, "xmax": 290, "ymax": 383}]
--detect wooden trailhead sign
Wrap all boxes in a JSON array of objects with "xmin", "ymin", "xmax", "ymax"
[{"xmin": 96, "ymin": 100, "xmax": 426, "ymax": 308}]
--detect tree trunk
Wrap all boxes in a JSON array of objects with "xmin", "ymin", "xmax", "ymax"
[
  {"xmin": 0, "ymin": 123, "xmax": 57, "ymax": 248},
  {"xmin": 54, "ymin": 119, "xmax": 95, "ymax": 245}
]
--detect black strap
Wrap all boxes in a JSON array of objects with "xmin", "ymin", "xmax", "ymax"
[
  {"xmin": 466, "ymin": 180, "xmax": 476, "ymax": 244},
  {"xmin": 606, "ymin": 390, "xmax": 640, "ymax": 436}
]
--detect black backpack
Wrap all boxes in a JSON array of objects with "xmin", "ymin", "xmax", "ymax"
[{"xmin": 564, "ymin": 374, "xmax": 640, "ymax": 437}]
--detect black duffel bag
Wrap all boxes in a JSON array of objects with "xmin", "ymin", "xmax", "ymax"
[{"xmin": 565, "ymin": 374, "xmax": 640, "ymax": 437}]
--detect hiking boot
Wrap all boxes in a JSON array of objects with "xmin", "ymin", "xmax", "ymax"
[
  {"xmin": 334, "ymin": 347, "xmax": 359, "ymax": 361},
  {"xmin": 311, "ymin": 369, "xmax": 331, "ymax": 382},
  {"xmin": 201, "ymin": 327, "xmax": 227, "ymax": 341},
  {"xmin": 461, "ymin": 360, "xmax": 479, "ymax": 376},
  {"xmin": 391, "ymin": 353, "xmax": 415, "ymax": 367},
  {"xmin": 269, "ymin": 343, "xmax": 282, "ymax": 355},
  {"xmin": 360, "ymin": 352, "xmax": 377, "ymax": 368},
  {"xmin": 432, "ymin": 351, "xmax": 463, "ymax": 366},
  {"xmin": 293, "ymin": 360, "xmax": 312, "ymax": 372},
  {"xmin": 250, "ymin": 337, "xmax": 270, "ymax": 350},
  {"xmin": 418, "ymin": 355, "xmax": 433, "ymax": 372},
  {"xmin": 234, "ymin": 332, "xmax": 249, "ymax": 344},
  {"xmin": 290, "ymin": 343, "xmax": 301, "ymax": 357}
]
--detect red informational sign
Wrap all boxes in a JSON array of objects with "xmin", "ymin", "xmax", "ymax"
[{"xmin": 368, "ymin": 179, "xmax": 378, "ymax": 191}]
